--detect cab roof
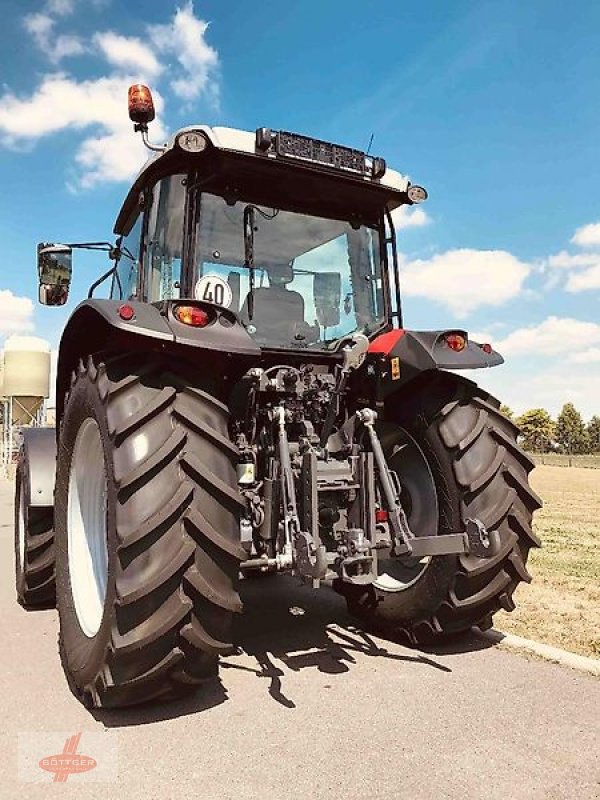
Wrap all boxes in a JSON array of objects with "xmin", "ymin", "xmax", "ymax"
[{"xmin": 114, "ymin": 124, "xmax": 415, "ymax": 234}]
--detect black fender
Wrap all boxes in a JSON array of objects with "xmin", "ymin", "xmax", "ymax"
[
  {"xmin": 367, "ymin": 328, "xmax": 503, "ymax": 395},
  {"xmin": 56, "ymin": 299, "xmax": 260, "ymax": 426},
  {"xmin": 19, "ymin": 428, "xmax": 57, "ymax": 508}
]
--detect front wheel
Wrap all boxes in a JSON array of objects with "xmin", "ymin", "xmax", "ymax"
[
  {"xmin": 336, "ymin": 375, "xmax": 542, "ymax": 642},
  {"xmin": 55, "ymin": 355, "xmax": 245, "ymax": 708}
]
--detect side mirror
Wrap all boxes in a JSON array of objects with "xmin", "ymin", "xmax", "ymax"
[
  {"xmin": 37, "ymin": 243, "xmax": 72, "ymax": 306},
  {"xmin": 314, "ymin": 272, "xmax": 341, "ymax": 328}
]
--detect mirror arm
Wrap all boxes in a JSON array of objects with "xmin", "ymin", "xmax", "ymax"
[
  {"xmin": 86, "ymin": 237, "xmax": 123, "ymax": 298},
  {"xmin": 65, "ymin": 241, "xmax": 115, "ymax": 253},
  {"xmin": 88, "ymin": 266, "xmax": 118, "ymax": 299}
]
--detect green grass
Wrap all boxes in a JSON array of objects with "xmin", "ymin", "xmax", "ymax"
[{"xmin": 497, "ymin": 465, "xmax": 600, "ymax": 658}]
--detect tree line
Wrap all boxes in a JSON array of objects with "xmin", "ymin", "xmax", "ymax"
[{"xmin": 500, "ymin": 403, "xmax": 600, "ymax": 454}]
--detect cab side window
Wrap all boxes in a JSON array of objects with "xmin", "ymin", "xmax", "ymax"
[
  {"xmin": 112, "ymin": 212, "xmax": 143, "ymax": 300},
  {"xmin": 143, "ymin": 175, "xmax": 185, "ymax": 301}
]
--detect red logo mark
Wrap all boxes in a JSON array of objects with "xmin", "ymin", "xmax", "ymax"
[{"xmin": 38, "ymin": 732, "xmax": 97, "ymax": 783}]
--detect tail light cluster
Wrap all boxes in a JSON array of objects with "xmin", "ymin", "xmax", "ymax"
[
  {"xmin": 444, "ymin": 333, "xmax": 467, "ymax": 352},
  {"xmin": 117, "ymin": 303, "xmax": 214, "ymax": 328},
  {"xmin": 443, "ymin": 332, "xmax": 494, "ymax": 355},
  {"xmin": 173, "ymin": 304, "xmax": 212, "ymax": 327}
]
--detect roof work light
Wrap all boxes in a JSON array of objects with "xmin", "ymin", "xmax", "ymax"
[
  {"xmin": 407, "ymin": 185, "xmax": 428, "ymax": 204},
  {"xmin": 176, "ymin": 131, "xmax": 209, "ymax": 153}
]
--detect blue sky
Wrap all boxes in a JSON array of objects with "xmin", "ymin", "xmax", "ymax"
[{"xmin": 1, "ymin": 0, "xmax": 599, "ymax": 417}]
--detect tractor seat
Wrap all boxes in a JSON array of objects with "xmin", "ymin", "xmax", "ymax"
[{"xmin": 240, "ymin": 286, "xmax": 305, "ymax": 337}]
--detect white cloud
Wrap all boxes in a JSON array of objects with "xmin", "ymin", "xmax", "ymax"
[
  {"xmin": 571, "ymin": 221, "xmax": 600, "ymax": 248},
  {"xmin": 566, "ymin": 263, "xmax": 600, "ymax": 292},
  {"xmin": 400, "ymin": 248, "xmax": 531, "ymax": 317},
  {"xmin": 36, "ymin": 0, "xmax": 75, "ymax": 17},
  {"xmin": 0, "ymin": 73, "xmax": 148, "ymax": 139},
  {"xmin": 471, "ymin": 362, "xmax": 600, "ymax": 421},
  {"xmin": 572, "ymin": 347, "xmax": 600, "ymax": 364},
  {"xmin": 541, "ymin": 222, "xmax": 600, "ymax": 293},
  {"xmin": 493, "ymin": 316, "xmax": 600, "ymax": 358},
  {"xmin": 467, "ymin": 318, "xmax": 600, "ymax": 418},
  {"xmin": 46, "ymin": 0, "xmax": 75, "ymax": 17},
  {"xmin": 149, "ymin": 2, "xmax": 219, "ymax": 104},
  {"xmin": 0, "ymin": 73, "xmax": 166, "ymax": 187},
  {"xmin": 3, "ymin": 4, "xmax": 219, "ymax": 188},
  {"xmin": 0, "ymin": 291, "xmax": 35, "ymax": 337},
  {"xmin": 546, "ymin": 250, "xmax": 600, "ymax": 270},
  {"xmin": 51, "ymin": 34, "xmax": 86, "ymax": 62},
  {"xmin": 94, "ymin": 31, "xmax": 163, "ymax": 78},
  {"xmin": 24, "ymin": 11, "xmax": 85, "ymax": 64},
  {"xmin": 24, "ymin": 12, "xmax": 53, "ymax": 39},
  {"xmin": 47, "ymin": 0, "xmax": 75, "ymax": 14},
  {"xmin": 74, "ymin": 124, "xmax": 162, "ymax": 189},
  {"xmin": 390, "ymin": 206, "xmax": 430, "ymax": 230}
]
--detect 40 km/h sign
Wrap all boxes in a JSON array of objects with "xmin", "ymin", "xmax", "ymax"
[{"xmin": 195, "ymin": 275, "xmax": 233, "ymax": 308}]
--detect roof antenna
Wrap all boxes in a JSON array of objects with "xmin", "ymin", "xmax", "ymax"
[{"xmin": 366, "ymin": 133, "xmax": 374, "ymax": 155}]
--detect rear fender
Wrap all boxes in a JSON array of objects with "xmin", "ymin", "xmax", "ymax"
[
  {"xmin": 19, "ymin": 428, "xmax": 56, "ymax": 508},
  {"xmin": 56, "ymin": 299, "xmax": 260, "ymax": 427},
  {"xmin": 367, "ymin": 328, "xmax": 503, "ymax": 394}
]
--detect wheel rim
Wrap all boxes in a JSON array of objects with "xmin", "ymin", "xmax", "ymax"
[
  {"xmin": 373, "ymin": 426, "xmax": 439, "ymax": 593},
  {"xmin": 17, "ymin": 481, "xmax": 26, "ymax": 570},
  {"xmin": 67, "ymin": 417, "xmax": 108, "ymax": 637}
]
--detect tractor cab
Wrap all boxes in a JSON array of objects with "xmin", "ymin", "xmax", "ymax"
[{"xmin": 109, "ymin": 85, "xmax": 427, "ymax": 354}]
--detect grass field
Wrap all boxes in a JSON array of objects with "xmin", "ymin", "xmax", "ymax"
[
  {"xmin": 497, "ymin": 464, "xmax": 600, "ymax": 658},
  {"xmin": 532, "ymin": 452, "xmax": 600, "ymax": 469}
]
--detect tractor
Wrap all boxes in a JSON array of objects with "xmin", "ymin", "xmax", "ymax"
[{"xmin": 14, "ymin": 84, "xmax": 541, "ymax": 709}]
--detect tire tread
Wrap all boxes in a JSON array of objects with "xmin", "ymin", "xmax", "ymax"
[{"xmin": 59, "ymin": 355, "xmax": 243, "ymax": 708}]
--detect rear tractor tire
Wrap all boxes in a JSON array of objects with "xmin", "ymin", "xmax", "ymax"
[
  {"xmin": 336, "ymin": 375, "xmax": 542, "ymax": 643},
  {"xmin": 15, "ymin": 449, "xmax": 55, "ymax": 609},
  {"xmin": 55, "ymin": 355, "xmax": 245, "ymax": 708}
]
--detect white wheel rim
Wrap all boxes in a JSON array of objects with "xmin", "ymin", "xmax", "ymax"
[
  {"xmin": 17, "ymin": 483, "xmax": 26, "ymax": 569},
  {"xmin": 372, "ymin": 426, "xmax": 438, "ymax": 593},
  {"xmin": 67, "ymin": 418, "xmax": 108, "ymax": 637},
  {"xmin": 374, "ymin": 556, "xmax": 431, "ymax": 592}
]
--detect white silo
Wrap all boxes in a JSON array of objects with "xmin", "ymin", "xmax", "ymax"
[
  {"xmin": 1, "ymin": 335, "xmax": 52, "ymax": 471},
  {"xmin": 2, "ymin": 335, "xmax": 51, "ymax": 425}
]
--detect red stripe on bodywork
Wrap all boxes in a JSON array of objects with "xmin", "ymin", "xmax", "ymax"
[{"xmin": 368, "ymin": 329, "xmax": 405, "ymax": 354}]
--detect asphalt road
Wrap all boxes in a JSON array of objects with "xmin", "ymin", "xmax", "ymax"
[{"xmin": 1, "ymin": 475, "xmax": 599, "ymax": 800}]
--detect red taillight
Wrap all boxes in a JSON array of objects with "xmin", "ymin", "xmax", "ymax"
[
  {"xmin": 173, "ymin": 305, "xmax": 210, "ymax": 327},
  {"xmin": 375, "ymin": 509, "xmax": 389, "ymax": 524},
  {"xmin": 481, "ymin": 343, "xmax": 493, "ymax": 354},
  {"xmin": 118, "ymin": 303, "xmax": 135, "ymax": 321},
  {"xmin": 445, "ymin": 333, "xmax": 467, "ymax": 352}
]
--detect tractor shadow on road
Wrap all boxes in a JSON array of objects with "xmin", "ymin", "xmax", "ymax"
[
  {"xmin": 220, "ymin": 575, "xmax": 455, "ymax": 710},
  {"xmin": 416, "ymin": 631, "xmax": 497, "ymax": 657},
  {"xmin": 92, "ymin": 575, "xmax": 495, "ymax": 727},
  {"xmin": 91, "ymin": 676, "xmax": 229, "ymax": 728}
]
